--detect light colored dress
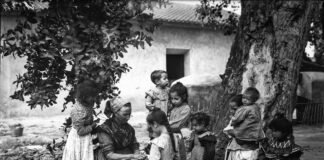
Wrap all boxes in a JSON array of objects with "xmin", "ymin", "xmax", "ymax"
[
  {"xmin": 146, "ymin": 87, "xmax": 169, "ymax": 114},
  {"xmin": 62, "ymin": 101, "xmax": 94, "ymax": 160},
  {"xmin": 148, "ymin": 133, "xmax": 174, "ymax": 160},
  {"xmin": 169, "ymin": 103, "xmax": 191, "ymax": 160},
  {"xmin": 225, "ymin": 139, "xmax": 259, "ymax": 160}
]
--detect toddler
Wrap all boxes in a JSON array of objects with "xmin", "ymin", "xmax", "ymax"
[
  {"xmin": 188, "ymin": 112, "xmax": 217, "ymax": 160},
  {"xmin": 145, "ymin": 70, "xmax": 170, "ymax": 114}
]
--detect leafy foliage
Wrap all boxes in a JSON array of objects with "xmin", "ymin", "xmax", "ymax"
[
  {"xmin": 0, "ymin": 0, "xmax": 158, "ymax": 110},
  {"xmin": 196, "ymin": 0, "xmax": 239, "ymax": 35}
]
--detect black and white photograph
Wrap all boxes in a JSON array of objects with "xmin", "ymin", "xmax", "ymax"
[{"xmin": 0, "ymin": 0, "xmax": 324, "ymax": 160}]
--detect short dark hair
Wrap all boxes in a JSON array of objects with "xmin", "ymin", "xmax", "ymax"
[
  {"xmin": 269, "ymin": 113, "xmax": 293, "ymax": 136},
  {"xmin": 229, "ymin": 94, "xmax": 243, "ymax": 107},
  {"xmin": 190, "ymin": 112, "xmax": 210, "ymax": 127},
  {"xmin": 243, "ymin": 87, "xmax": 260, "ymax": 102},
  {"xmin": 76, "ymin": 79, "xmax": 99, "ymax": 104},
  {"xmin": 170, "ymin": 82, "xmax": 188, "ymax": 103},
  {"xmin": 151, "ymin": 70, "xmax": 167, "ymax": 84}
]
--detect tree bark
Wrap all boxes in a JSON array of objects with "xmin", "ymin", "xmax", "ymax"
[{"xmin": 213, "ymin": 0, "xmax": 322, "ymax": 159}]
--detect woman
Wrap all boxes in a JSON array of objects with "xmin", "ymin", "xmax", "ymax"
[{"xmin": 94, "ymin": 97, "xmax": 146, "ymax": 160}]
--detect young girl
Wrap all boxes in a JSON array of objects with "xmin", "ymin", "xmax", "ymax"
[
  {"xmin": 226, "ymin": 87, "xmax": 265, "ymax": 160},
  {"xmin": 188, "ymin": 112, "xmax": 217, "ymax": 160},
  {"xmin": 146, "ymin": 109, "xmax": 175, "ymax": 160},
  {"xmin": 62, "ymin": 80, "xmax": 99, "ymax": 160},
  {"xmin": 145, "ymin": 70, "xmax": 170, "ymax": 114},
  {"xmin": 259, "ymin": 113, "xmax": 303, "ymax": 160},
  {"xmin": 169, "ymin": 82, "xmax": 191, "ymax": 160}
]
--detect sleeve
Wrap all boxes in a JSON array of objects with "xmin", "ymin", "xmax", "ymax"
[
  {"xmin": 147, "ymin": 143, "xmax": 162, "ymax": 160},
  {"xmin": 145, "ymin": 89, "xmax": 157, "ymax": 99},
  {"xmin": 169, "ymin": 106, "xmax": 191, "ymax": 129},
  {"xmin": 187, "ymin": 133, "xmax": 195, "ymax": 152},
  {"xmin": 71, "ymin": 109, "xmax": 94, "ymax": 136},
  {"xmin": 231, "ymin": 107, "xmax": 249, "ymax": 127},
  {"xmin": 97, "ymin": 131, "xmax": 114, "ymax": 158},
  {"xmin": 131, "ymin": 135, "xmax": 140, "ymax": 153}
]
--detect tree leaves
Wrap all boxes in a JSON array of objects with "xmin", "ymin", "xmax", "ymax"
[{"xmin": 0, "ymin": 0, "xmax": 156, "ymax": 109}]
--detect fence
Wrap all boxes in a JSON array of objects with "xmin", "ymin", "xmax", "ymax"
[{"xmin": 295, "ymin": 103, "xmax": 324, "ymax": 125}]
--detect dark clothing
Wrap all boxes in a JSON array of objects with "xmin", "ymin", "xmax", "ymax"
[
  {"xmin": 94, "ymin": 118, "xmax": 139, "ymax": 160},
  {"xmin": 259, "ymin": 136, "xmax": 303, "ymax": 160},
  {"xmin": 188, "ymin": 131, "xmax": 217, "ymax": 160}
]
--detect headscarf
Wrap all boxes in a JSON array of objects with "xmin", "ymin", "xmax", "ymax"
[
  {"xmin": 104, "ymin": 96, "xmax": 131, "ymax": 117},
  {"xmin": 99, "ymin": 97, "xmax": 136, "ymax": 151}
]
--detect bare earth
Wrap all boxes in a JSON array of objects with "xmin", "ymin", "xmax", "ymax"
[{"xmin": 0, "ymin": 114, "xmax": 323, "ymax": 160}]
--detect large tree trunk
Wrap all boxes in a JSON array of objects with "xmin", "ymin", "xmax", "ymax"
[{"xmin": 213, "ymin": 0, "xmax": 322, "ymax": 159}]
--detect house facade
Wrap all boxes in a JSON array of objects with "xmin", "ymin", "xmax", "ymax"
[{"xmin": 0, "ymin": 2, "xmax": 235, "ymax": 116}]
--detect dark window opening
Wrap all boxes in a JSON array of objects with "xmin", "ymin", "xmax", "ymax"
[{"xmin": 167, "ymin": 54, "xmax": 184, "ymax": 83}]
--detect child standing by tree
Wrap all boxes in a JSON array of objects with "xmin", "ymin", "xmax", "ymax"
[
  {"xmin": 169, "ymin": 82, "xmax": 191, "ymax": 160},
  {"xmin": 145, "ymin": 70, "xmax": 170, "ymax": 114},
  {"xmin": 223, "ymin": 94, "xmax": 243, "ymax": 137},
  {"xmin": 226, "ymin": 87, "xmax": 265, "ymax": 160},
  {"xmin": 146, "ymin": 109, "xmax": 176, "ymax": 160},
  {"xmin": 62, "ymin": 80, "xmax": 99, "ymax": 160},
  {"xmin": 259, "ymin": 113, "xmax": 303, "ymax": 160},
  {"xmin": 188, "ymin": 112, "xmax": 217, "ymax": 160}
]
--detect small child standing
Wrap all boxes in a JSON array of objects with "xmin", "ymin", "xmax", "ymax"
[
  {"xmin": 146, "ymin": 109, "xmax": 176, "ymax": 160},
  {"xmin": 145, "ymin": 70, "xmax": 170, "ymax": 114},
  {"xmin": 226, "ymin": 87, "xmax": 265, "ymax": 160},
  {"xmin": 259, "ymin": 113, "xmax": 303, "ymax": 160},
  {"xmin": 62, "ymin": 80, "xmax": 99, "ymax": 160},
  {"xmin": 188, "ymin": 112, "xmax": 217, "ymax": 160},
  {"xmin": 169, "ymin": 82, "xmax": 191, "ymax": 160}
]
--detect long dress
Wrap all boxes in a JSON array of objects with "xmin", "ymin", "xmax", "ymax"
[{"xmin": 62, "ymin": 101, "xmax": 94, "ymax": 160}]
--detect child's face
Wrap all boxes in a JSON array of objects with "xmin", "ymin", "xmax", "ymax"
[
  {"xmin": 191, "ymin": 119, "xmax": 206, "ymax": 133},
  {"xmin": 271, "ymin": 129, "xmax": 284, "ymax": 140},
  {"xmin": 147, "ymin": 122, "xmax": 161, "ymax": 137},
  {"xmin": 242, "ymin": 93, "xmax": 254, "ymax": 105},
  {"xmin": 156, "ymin": 73, "xmax": 169, "ymax": 88},
  {"xmin": 229, "ymin": 102, "xmax": 239, "ymax": 115},
  {"xmin": 170, "ymin": 92, "xmax": 183, "ymax": 107}
]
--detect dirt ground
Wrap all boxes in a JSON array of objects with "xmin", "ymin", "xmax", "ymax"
[{"xmin": 0, "ymin": 114, "xmax": 323, "ymax": 160}]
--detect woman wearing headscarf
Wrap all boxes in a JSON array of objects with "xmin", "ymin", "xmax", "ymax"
[{"xmin": 94, "ymin": 97, "xmax": 146, "ymax": 160}]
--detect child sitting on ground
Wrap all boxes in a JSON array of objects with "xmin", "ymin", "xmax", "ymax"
[
  {"xmin": 259, "ymin": 113, "xmax": 303, "ymax": 160},
  {"xmin": 188, "ymin": 112, "xmax": 217, "ymax": 160},
  {"xmin": 145, "ymin": 70, "xmax": 170, "ymax": 114},
  {"xmin": 226, "ymin": 87, "xmax": 265, "ymax": 160}
]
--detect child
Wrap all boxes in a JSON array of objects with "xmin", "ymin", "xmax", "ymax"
[
  {"xmin": 169, "ymin": 82, "xmax": 191, "ymax": 160},
  {"xmin": 146, "ymin": 109, "xmax": 176, "ymax": 160},
  {"xmin": 62, "ymin": 80, "xmax": 99, "ymax": 160},
  {"xmin": 226, "ymin": 87, "xmax": 264, "ymax": 160},
  {"xmin": 259, "ymin": 113, "xmax": 303, "ymax": 160},
  {"xmin": 223, "ymin": 94, "xmax": 243, "ymax": 137},
  {"xmin": 145, "ymin": 70, "xmax": 170, "ymax": 114},
  {"xmin": 188, "ymin": 112, "xmax": 217, "ymax": 160}
]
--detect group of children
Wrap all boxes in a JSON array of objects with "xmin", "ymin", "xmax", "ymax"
[{"xmin": 62, "ymin": 70, "xmax": 303, "ymax": 160}]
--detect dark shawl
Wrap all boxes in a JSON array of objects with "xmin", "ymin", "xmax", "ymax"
[{"xmin": 97, "ymin": 118, "xmax": 137, "ymax": 151}]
